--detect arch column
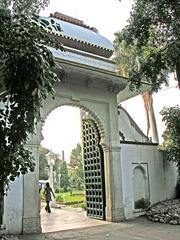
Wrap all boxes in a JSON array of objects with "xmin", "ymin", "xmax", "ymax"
[
  {"xmin": 103, "ymin": 144, "xmax": 125, "ymax": 222},
  {"xmin": 22, "ymin": 126, "xmax": 41, "ymax": 233},
  {"xmin": 40, "ymin": 93, "xmax": 125, "ymax": 223}
]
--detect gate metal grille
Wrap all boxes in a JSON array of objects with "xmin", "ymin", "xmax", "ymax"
[{"xmin": 82, "ymin": 119, "xmax": 105, "ymax": 220}]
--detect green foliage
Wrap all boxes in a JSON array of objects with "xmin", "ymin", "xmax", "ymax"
[
  {"xmin": 0, "ymin": 0, "xmax": 63, "ymax": 195},
  {"xmin": 55, "ymin": 190, "xmax": 85, "ymax": 204},
  {"xmin": 39, "ymin": 189, "xmax": 45, "ymax": 201},
  {"xmin": 120, "ymin": 0, "xmax": 180, "ymax": 91},
  {"xmin": 69, "ymin": 143, "xmax": 84, "ymax": 190},
  {"xmin": 114, "ymin": 32, "xmax": 142, "ymax": 78},
  {"xmin": 53, "ymin": 156, "xmax": 63, "ymax": 185},
  {"xmin": 55, "ymin": 193, "xmax": 63, "ymax": 202},
  {"xmin": 114, "ymin": 33, "xmax": 159, "ymax": 142},
  {"xmin": 69, "ymin": 164, "xmax": 84, "ymax": 190},
  {"xmin": 39, "ymin": 146, "xmax": 49, "ymax": 180},
  {"xmin": 64, "ymin": 192, "xmax": 85, "ymax": 204},
  {"xmin": 59, "ymin": 160, "xmax": 69, "ymax": 192},
  {"xmin": 80, "ymin": 202, "xmax": 86, "ymax": 210},
  {"xmin": 11, "ymin": 0, "xmax": 49, "ymax": 14},
  {"xmin": 134, "ymin": 198, "xmax": 150, "ymax": 209},
  {"xmin": 160, "ymin": 105, "xmax": 180, "ymax": 173},
  {"xmin": 175, "ymin": 180, "xmax": 180, "ymax": 198},
  {"xmin": 69, "ymin": 143, "xmax": 82, "ymax": 168}
]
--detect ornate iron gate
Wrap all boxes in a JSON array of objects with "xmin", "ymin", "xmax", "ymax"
[{"xmin": 82, "ymin": 119, "xmax": 106, "ymax": 220}]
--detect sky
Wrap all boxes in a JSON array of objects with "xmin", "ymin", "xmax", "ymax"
[
  {"xmin": 41, "ymin": 106, "xmax": 81, "ymax": 161},
  {"xmin": 121, "ymin": 78, "xmax": 180, "ymax": 142},
  {"xmin": 41, "ymin": 0, "xmax": 133, "ymax": 41},
  {"xmin": 40, "ymin": 0, "xmax": 180, "ymax": 161}
]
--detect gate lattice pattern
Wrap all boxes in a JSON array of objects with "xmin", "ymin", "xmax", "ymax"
[{"xmin": 82, "ymin": 119, "xmax": 105, "ymax": 220}]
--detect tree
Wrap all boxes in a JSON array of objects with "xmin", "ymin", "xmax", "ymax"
[
  {"xmin": 53, "ymin": 155, "xmax": 63, "ymax": 187},
  {"xmin": 0, "ymin": 0, "xmax": 63, "ymax": 195},
  {"xmin": 69, "ymin": 143, "xmax": 82, "ymax": 169},
  {"xmin": 142, "ymin": 91, "xmax": 158, "ymax": 142},
  {"xmin": 59, "ymin": 160, "xmax": 69, "ymax": 192},
  {"xmin": 114, "ymin": 32, "xmax": 159, "ymax": 142},
  {"xmin": 39, "ymin": 146, "xmax": 49, "ymax": 180},
  {"xmin": 160, "ymin": 105, "xmax": 180, "ymax": 174},
  {"xmin": 120, "ymin": 0, "xmax": 180, "ymax": 91},
  {"xmin": 69, "ymin": 143, "xmax": 84, "ymax": 190}
]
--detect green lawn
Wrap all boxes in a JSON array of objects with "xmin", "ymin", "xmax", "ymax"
[
  {"xmin": 40, "ymin": 190, "xmax": 86, "ymax": 207},
  {"xmin": 55, "ymin": 190, "xmax": 85, "ymax": 204}
]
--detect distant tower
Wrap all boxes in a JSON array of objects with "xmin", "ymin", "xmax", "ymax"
[{"xmin": 62, "ymin": 150, "xmax": 65, "ymax": 161}]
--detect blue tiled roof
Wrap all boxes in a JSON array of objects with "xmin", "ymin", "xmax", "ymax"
[{"xmin": 41, "ymin": 16, "xmax": 114, "ymax": 52}]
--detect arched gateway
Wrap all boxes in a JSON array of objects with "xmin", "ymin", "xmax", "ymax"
[
  {"xmin": 3, "ymin": 12, "xmax": 127, "ymax": 234},
  {"xmin": 2, "ymin": 12, "xmax": 178, "ymax": 234},
  {"xmin": 38, "ymin": 11, "xmax": 128, "ymax": 224}
]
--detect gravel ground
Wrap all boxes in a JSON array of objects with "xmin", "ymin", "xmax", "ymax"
[
  {"xmin": 146, "ymin": 199, "xmax": 180, "ymax": 224},
  {"xmin": 0, "ymin": 235, "xmax": 19, "ymax": 240}
]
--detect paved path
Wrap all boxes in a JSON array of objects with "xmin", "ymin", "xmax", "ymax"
[
  {"xmin": 18, "ymin": 207, "xmax": 180, "ymax": 240},
  {"xmin": 41, "ymin": 206, "xmax": 109, "ymax": 232}
]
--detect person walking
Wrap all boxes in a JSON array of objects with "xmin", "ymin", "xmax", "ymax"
[{"xmin": 44, "ymin": 182, "xmax": 55, "ymax": 213}]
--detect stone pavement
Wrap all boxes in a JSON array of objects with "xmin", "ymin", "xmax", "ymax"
[
  {"xmin": 17, "ymin": 207, "xmax": 180, "ymax": 240},
  {"xmin": 41, "ymin": 206, "xmax": 109, "ymax": 232}
]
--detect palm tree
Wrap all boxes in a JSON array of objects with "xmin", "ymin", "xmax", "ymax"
[
  {"xmin": 142, "ymin": 91, "xmax": 159, "ymax": 143},
  {"xmin": 114, "ymin": 32, "xmax": 159, "ymax": 143}
]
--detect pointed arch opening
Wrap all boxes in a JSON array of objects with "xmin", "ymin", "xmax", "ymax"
[{"xmin": 39, "ymin": 103, "xmax": 106, "ymax": 232}]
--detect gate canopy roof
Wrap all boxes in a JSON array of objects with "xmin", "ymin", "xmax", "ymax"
[
  {"xmin": 42, "ymin": 12, "xmax": 114, "ymax": 58},
  {"xmin": 41, "ymin": 13, "xmax": 150, "ymax": 101}
]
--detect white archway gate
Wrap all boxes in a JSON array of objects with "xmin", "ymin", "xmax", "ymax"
[
  {"xmin": 3, "ymin": 45, "xmax": 128, "ymax": 233},
  {"xmin": 4, "ymin": 12, "xmax": 164, "ymax": 233},
  {"xmin": 21, "ymin": 55, "xmax": 127, "ymax": 232}
]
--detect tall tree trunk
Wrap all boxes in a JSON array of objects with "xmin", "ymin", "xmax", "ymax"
[{"xmin": 142, "ymin": 91, "xmax": 159, "ymax": 143}]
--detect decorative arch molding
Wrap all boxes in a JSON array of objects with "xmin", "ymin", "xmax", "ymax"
[
  {"xmin": 132, "ymin": 163, "xmax": 150, "ymax": 209},
  {"xmin": 133, "ymin": 165, "xmax": 147, "ymax": 179},
  {"xmin": 39, "ymin": 96, "xmax": 106, "ymax": 144}
]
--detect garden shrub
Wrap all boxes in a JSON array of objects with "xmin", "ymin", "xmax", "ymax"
[
  {"xmin": 55, "ymin": 194, "xmax": 63, "ymax": 202},
  {"xmin": 134, "ymin": 198, "xmax": 150, "ymax": 209}
]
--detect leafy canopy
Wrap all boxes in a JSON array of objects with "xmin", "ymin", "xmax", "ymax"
[
  {"xmin": 69, "ymin": 143, "xmax": 82, "ymax": 169},
  {"xmin": 160, "ymin": 105, "xmax": 180, "ymax": 174},
  {"xmin": 0, "ymin": 0, "xmax": 63, "ymax": 195},
  {"xmin": 120, "ymin": 0, "xmax": 180, "ymax": 91},
  {"xmin": 39, "ymin": 146, "xmax": 49, "ymax": 180},
  {"xmin": 114, "ymin": 32, "xmax": 143, "ymax": 81},
  {"xmin": 59, "ymin": 160, "xmax": 69, "ymax": 192},
  {"xmin": 69, "ymin": 143, "xmax": 84, "ymax": 190},
  {"xmin": 114, "ymin": 33, "xmax": 159, "ymax": 143}
]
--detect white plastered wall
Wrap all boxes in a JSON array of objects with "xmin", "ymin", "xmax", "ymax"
[
  {"xmin": 3, "ymin": 177, "xmax": 23, "ymax": 234},
  {"xmin": 3, "ymin": 79, "xmax": 126, "ymax": 234},
  {"xmin": 3, "ymin": 131, "xmax": 41, "ymax": 234},
  {"xmin": 118, "ymin": 107, "xmax": 177, "ymax": 219}
]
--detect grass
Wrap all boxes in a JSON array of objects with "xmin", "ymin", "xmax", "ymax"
[
  {"xmin": 40, "ymin": 189, "xmax": 86, "ymax": 207},
  {"xmin": 55, "ymin": 190, "xmax": 86, "ymax": 204}
]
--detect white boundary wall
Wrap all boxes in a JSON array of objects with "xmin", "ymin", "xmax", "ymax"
[
  {"xmin": 118, "ymin": 106, "xmax": 177, "ymax": 219},
  {"xmin": 120, "ymin": 144, "xmax": 177, "ymax": 219}
]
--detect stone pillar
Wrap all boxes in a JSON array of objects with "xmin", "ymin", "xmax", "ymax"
[
  {"xmin": 102, "ymin": 101, "xmax": 125, "ymax": 222},
  {"xmin": 103, "ymin": 145, "xmax": 125, "ymax": 222},
  {"xmin": 3, "ymin": 177, "xmax": 23, "ymax": 234},
  {"xmin": 22, "ymin": 130, "xmax": 41, "ymax": 233}
]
